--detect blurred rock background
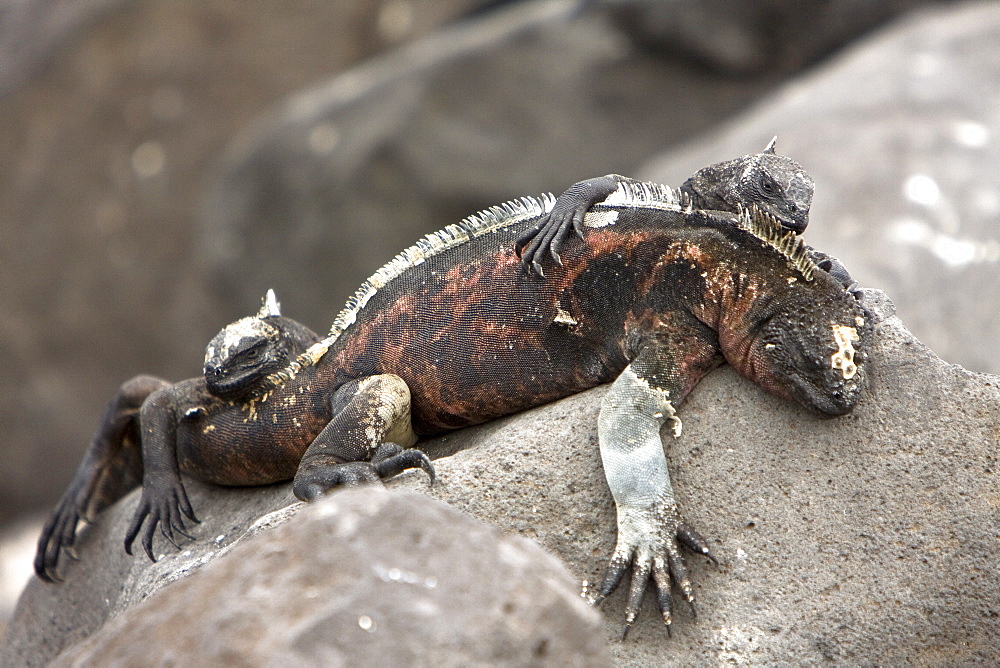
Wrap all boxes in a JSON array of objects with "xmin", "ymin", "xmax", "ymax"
[{"xmin": 3, "ymin": 0, "xmax": 997, "ymax": 628}]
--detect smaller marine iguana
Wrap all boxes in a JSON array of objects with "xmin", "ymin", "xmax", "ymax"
[
  {"xmin": 34, "ymin": 292, "xmax": 434, "ymax": 579},
  {"xmin": 516, "ymin": 139, "xmax": 855, "ymax": 289},
  {"xmin": 36, "ymin": 183, "xmax": 872, "ymax": 638}
]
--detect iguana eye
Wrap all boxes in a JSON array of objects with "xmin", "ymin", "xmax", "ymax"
[
  {"xmin": 760, "ymin": 177, "xmax": 776, "ymax": 195},
  {"xmin": 240, "ymin": 345, "xmax": 263, "ymax": 361}
]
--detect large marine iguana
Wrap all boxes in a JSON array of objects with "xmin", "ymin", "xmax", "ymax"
[{"xmin": 36, "ymin": 185, "xmax": 872, "ymax": 636}]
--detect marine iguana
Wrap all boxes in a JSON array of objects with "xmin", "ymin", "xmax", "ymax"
[
  {"xmin": 516, "ymin": 140, "xmax": 855, "ymax": 290},
  {"xmin": 36, "ymin": 186, "xmax": 872, "ymax": 636},
  {"xmin": 34, "ymin": 292, "xmax": 435, "ymax": 580}
]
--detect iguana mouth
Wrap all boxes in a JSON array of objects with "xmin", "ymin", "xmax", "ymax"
[{"xmin": 204, "ymin": 368, "xmax": 254, "ymax": 400}]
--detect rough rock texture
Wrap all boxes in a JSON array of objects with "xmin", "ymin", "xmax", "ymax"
[
  {"xmin": 641, "ymin": 0, "xmax": 1000, "ymax": 375},
  {"xmin": 5, "ymin": 291, "xmax": 998, "ymax": 665},
  {"xmin": 47, "ymin": 489, "xmax": 611, "ymax": 667}
]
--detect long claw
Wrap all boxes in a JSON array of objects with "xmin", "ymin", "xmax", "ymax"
[
  {"xmin": 652, "ymin": 558, "xmax": 674, "ymax": 628},
  {"xmin": 677, "ymin": 521, "xmax": 718, "ymax": 565},
  {"xmin": 373, "ymin": 447, "xmax": 436, "ymax": 485},
  {"xmin": 142, "ymin": 520, "xmax": 157, "ymax": 562},
  {"xmin": 624, "ymin": 556, "xmax": 651, "ymax": 627},
  {"xmin": 597, "ymin": 553, "xmax": 630, "ymax": 601},
  {"xmin": 572, "ymin": 210, "xmax": 586, "ymax": 238}
]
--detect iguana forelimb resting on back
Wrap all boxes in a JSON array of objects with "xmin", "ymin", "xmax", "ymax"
[{"xmin": 37, "ymin": 182, "xmax": 872, "ymax": 640}]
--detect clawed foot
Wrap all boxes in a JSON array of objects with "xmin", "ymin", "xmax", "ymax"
[
  {"xmin": 591, "ymin": 503, "xmax": 717, "ymax": 638},
  {"xmin": 514, "ymin": 207, "xmax": 582, "ymax": 277},
  {"xmin": 34, "ymin": 500, "xmax": 83, "ymax": 583},
  {"xmin": 516, "ymin": 179, "xmax": 622, "ymax": 276},
  {"xmin": 123, "ymin": 476, "xmax": 199, "ymax": 562},
  {"xmin": 293, "ymin": 443, "xmax": 435, "ymax": 502}
]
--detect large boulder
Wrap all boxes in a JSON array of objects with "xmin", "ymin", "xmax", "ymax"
[
  {"xmin": 641, "ymin": 0, "xmax": 1000, "ymax": 374},
  {"xmin": 5, "ymin": 291, "xmax": 998, "ymax": 664},
  {"xmin": 47, "ymin": 488, "xmax": 611, "ymax": 667}
]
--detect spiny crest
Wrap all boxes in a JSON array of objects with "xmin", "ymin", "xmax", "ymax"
[
  {"xmin": 738, "ymin": 204, "xmax": 817, "ymax": 281},
  {"xmin": 259, "ymin": 193, "xmax": 558, "ymax": 390},
  {"xmin": 257, "ymin": 289, "xmax": 281, "ymax": 318},
  {"xmin": 599, "ymin": 180, "xmax": 693, "ymax": 212},
  {"xmin": 327, "ymin": 193, "xmax": 556, "ymax": 340}
]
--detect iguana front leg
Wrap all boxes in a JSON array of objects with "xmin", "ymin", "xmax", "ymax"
[
  {"xmin": 292, "ymin": 374, "xmax": 434, "ymax": 501},
  {"xmin": 515, "ymin": 174, "xmax": 624, "ymax": 275},
  {"xmin": 124, "ymin": 386, "xmax": 199, "ymax": 561},
  {"xmin": 594, "ymin": 338, "xmax": 720, "ymax": 636},
  {"xmin": 35, "ymin": 375, "xmax": 170, "ymax": 581}
]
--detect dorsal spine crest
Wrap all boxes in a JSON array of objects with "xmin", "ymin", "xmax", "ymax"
[
  {"xmin": 597, "ymin": 180, "xmax": 691, "ymax": 212},
  {"xmin": 738, "ymin": 204, "xmax": 817, "ymax": 281},
  {"xmin": 258, "ymin": 193, "xmax": 558, "ymax": 391}
]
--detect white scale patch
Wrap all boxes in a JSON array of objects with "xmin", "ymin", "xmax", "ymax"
[
  {"xmin": 554, "ymin": 307, "xmax": 578, "ymax": 326},
  {"xmin": 597, "ymin": 180, "xmax": 690, "ymax": 213},
  {"xmin": 831, "ymin": 324, "xmax": 860, "ymax": 379},
  {"xmin": 625, "ymin": 366, "xmax": 683, "ymax": 437},
  {"xmin": 216, "ymin": 317, "xmax": 276, "ymax": 364},
  {"xmin": 582, "ymin": 210, "xmax": 619, "ymax": 228}
]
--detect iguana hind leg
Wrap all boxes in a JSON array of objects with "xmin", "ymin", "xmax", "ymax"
[
  {"xmin": 292, "ymin": 374, "xmax": 432, "ymax": 501},
  {"xmin": 34, "ymin": 375, "xmax": 170, "ymax": 582}
]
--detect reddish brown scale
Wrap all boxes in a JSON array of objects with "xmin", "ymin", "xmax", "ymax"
[
  {"xmin": 324, "ymin": 229, "xmax": 668, "ymax": 433},
  {"xmin": 172, "ymin": 372, "xmax": 335, "ymax": 486}
]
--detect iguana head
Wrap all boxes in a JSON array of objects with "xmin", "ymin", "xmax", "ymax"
[
  {"xmin": 203, "ymin": 290, "xmax": 320, "ymax": 400},
  {"xmin": 679, "ymin": 138, "xmax": 814, "ymax": 233},
  {"xmin": 729, "ymin": 277, "xmax": 873, "ymax": 417}
]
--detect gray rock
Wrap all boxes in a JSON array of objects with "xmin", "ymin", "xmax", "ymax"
[
  {"xmin": 5, "ymin": 290, "xmax": 998, "ymax": 664},
  {"xmin": 640, "ymin": 0, "xmax": 1000, "ymax": 374},
  {"xmin": 47, "ymin": 488, "xmax": 610, "ymax": 667},
  {"xmin": 405, "ymin": 290, "xmax": 1000, "ymax": 665},
  {"xmin": 604, "ymin": 0, "xmax": 948, "ymax": 75}
]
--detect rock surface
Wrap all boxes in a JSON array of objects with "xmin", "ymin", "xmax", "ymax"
[
  {"xmin": 641, "ymin": 0, "xmax": 1000, "ymax": 375},
  {"xmin": 5, "ymin": 291, "xmax": 998, "ymax": 665},
  {"xmin": 47, "ymin": 488, "xmax": 611, "ymax": 667}
]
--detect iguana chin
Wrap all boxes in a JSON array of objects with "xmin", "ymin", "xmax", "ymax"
[
  {"xmin": 515, "ymin": 138, "xmax": 817, "ymax": 275},
  {"xmin": 36, "ymin": 185, "xmax": 872, "ymax": 638}
]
